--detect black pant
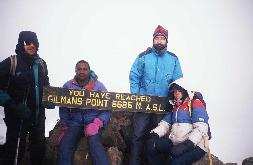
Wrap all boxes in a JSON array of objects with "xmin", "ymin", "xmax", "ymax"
[
  {"xmin": 146, "ymin": 138, "xmax": 206, "ymax": 165},
  {"xmin": 129, "ymin": 113, "xmax": 164, "ymax": 165},
  {"xmin": 3, "ymin": 109, "xmax": 45, "ymax": 165}
]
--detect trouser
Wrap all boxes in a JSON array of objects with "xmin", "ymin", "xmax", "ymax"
[
  {"xmin": 146, "ymin": 138, "xmax": 206, "ymax": 165},
  {"xmin": 129, "ymin": 113, "xmax": 164, "ymax": 165},
  {"xmin": 57, "ymin": 126, "xmax": 109, "ymax": 165},
  {"xmin": 3, "ymin": 110, "xmax": 46, "ymax": 165}
]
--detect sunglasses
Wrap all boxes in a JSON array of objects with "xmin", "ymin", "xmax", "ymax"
[{"xmin": 24, "ymin": 40, "xmax": 35, "ymax": 46}]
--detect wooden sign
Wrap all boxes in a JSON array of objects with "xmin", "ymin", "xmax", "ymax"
[{"xmin": 42, "ymin": 86, "xmax": 172, "ymax": 114}]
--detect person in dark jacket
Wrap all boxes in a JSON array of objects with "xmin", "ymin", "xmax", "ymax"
[
  {"xmin": 129, "ymin": 25, "xmax": 183, "ymax": 165},
  {"xmin": 57, "ymin": 60, "xmax": 111, "ymax": 165},
  {"xmin": 0, "ymin": 31, "xmax": 51, "ymax": 165}
]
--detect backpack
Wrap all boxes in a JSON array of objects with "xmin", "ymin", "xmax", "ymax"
[
  {"xmin": 188, "ymin": 91, "xmax": 212, "ymax": 140},
  {"xmin": 7, "ymin": 55, "xmax": 46, "ymax": 88},
  {"xmin": 8, "ymin": 55, "xmax": 45, "ymax": 76}
]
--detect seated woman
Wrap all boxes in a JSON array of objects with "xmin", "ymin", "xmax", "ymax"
[{"xmin": 146, "ymin": 83, "xmax": 210, "ymax": 165}]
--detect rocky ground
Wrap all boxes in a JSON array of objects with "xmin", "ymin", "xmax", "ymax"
[{"xmin": 1, "ymin": 111, "xmax": 250, "ymax": 165}]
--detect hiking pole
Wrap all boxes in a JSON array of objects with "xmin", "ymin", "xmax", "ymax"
[
  {"xmin": 204, "ymin": 137, "xmax": 213, "ymax": 165},
  {"xmin": 14, "ymin": 88, "xmax": 29, "ymax": 165},
  {"xmin": 14, "ymin": 119, "xmax": 23, "ymax": 165}
]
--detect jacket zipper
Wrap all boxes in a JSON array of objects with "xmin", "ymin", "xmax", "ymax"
[{"xmin": 154, "ymin": 55, "xmax": 158, "ymax": 94}]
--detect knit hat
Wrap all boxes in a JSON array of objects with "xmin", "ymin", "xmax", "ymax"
[
  {"xmin": 18, "ymin": 31, "xmax": 39, "ymax": 49},
  {"xmin": 153, "ymin": 25, "xmax": 168, "ymax": 40}
]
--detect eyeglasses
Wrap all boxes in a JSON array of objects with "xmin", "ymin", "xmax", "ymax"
[{"xmin": 24, "ymin": 40, "xmax": 34, "ymax": 46}]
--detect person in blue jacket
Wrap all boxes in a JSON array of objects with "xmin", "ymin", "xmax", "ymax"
[
  {"xmin": 0, "ymin": 31, "xmax": 51, "ymax": 165},
  {"xmin": 146, "ymin": 83, "xmax": 210, "ymax": 165},
  {"xmin": 129, "ymin": 25, "xmax": 183, "ymax": 165},
  {"xmin": 57, "ymin": 60, "xmax": 111, "ymax": 165}
]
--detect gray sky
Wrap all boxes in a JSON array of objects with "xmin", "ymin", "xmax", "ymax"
[{"xmin": 0, "ymin": 0, "xmax": 253, "ymax": 164}]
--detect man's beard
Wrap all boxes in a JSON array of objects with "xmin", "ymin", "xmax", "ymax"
[{"xmin": 153, "ymin": 43, "xmax": 166, "ymax": 51}]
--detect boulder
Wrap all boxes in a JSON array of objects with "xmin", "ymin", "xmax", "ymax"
[
  {"xmin": 242, "ymin": 157, "xmax": 253, "ymax": 165},
  {"xmin": 0, "ymin": 111, "xmax": 227, "ymax": 165}
]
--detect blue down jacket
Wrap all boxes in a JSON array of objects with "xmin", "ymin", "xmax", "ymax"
[
  {"xmin": 152, "ymin": 97, "xmax": 210, "ymax": 152},
  {"xmin": 129, "ymin": 47, "xmax": 183, "ymax": 97},
  {"xmin": 59, "ymin": 73, "xmax": 111, "ymax": 128}
]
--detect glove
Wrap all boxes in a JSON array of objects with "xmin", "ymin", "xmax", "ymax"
[
  {"xmin": 85, "ymin": 118, "xmax": 103, "ymax": 137},
  {"xmin": 43, "ymin": 101, "xmax": 55, "ymax": 109},
  {"xmin": 170, "ymin": 140, "xmax": 194, "ymax": 157},
  {"xmin": 5, "ymin": 100, "xmax": 31, "ymax": 119},
  {"xmin": 149, "ymin": 132, "xmax": 159, "ymax": 140}
]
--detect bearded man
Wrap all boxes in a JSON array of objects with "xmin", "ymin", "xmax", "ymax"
[{"xmin": 129, "ymin": 25, "xmax": 183, "ymax": 165}]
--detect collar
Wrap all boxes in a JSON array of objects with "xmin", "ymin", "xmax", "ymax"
[
  {"xmin": 173, "ymin": 97, "xmax": 190, "ymax": 111},
  {"xmin": 19, "ymin": 52, "xmax": 39, "ymax": 66},
  {"xmin": 71, "ymin": 78, "xmax": 95, "ymax": 90},
  {"xmin": 72, "ymin": 70, "xmax": 97, "ymax": 90},
  {"xmin": 152, "ymin": 47, "xmax": 167, "ymax": 56}
]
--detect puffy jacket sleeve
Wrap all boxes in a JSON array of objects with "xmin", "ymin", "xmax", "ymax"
[
  {"xmin": 129, "ymin": 56, "xmax": 144, "ymax": 94},
  {"xmin": 0, "ymin": 57, "xmax": 12, "ymax": 105},
  {"xmin": 96, "ymin": 82, "xmax": 112, "ymax": 126},
  {"xmin": 188, "ymin": 99, "xmax": 209, "ymax": 145},
  {"xmin": 171, "ymin": 57, "xmax": 183, "ymax": 81},
  {"xmin": 151, "ymin": 112, "xmax": 172, "ymax": 137}
]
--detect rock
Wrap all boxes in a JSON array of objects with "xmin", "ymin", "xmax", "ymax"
[
  {"xmin": 107, "ymin": 147, "xmax": 123, "ymax": 165},
  {"xmin": 193, "ymin": 153, "xmax": 225, "ymax": 165},
  {"xmin": 43, "ymin": 111, "xmax": 133, "ymax": 165},
  {"xmin": 242, "ymin": 157, "xmax": 253, "ymax": 165},
  {"xmin": 0, "ymin": 111, "xmax": 228, "ymax": 165},
  {"xmin": 102, "ymin": 112, "xmax": 133, "ymax": 151}
]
